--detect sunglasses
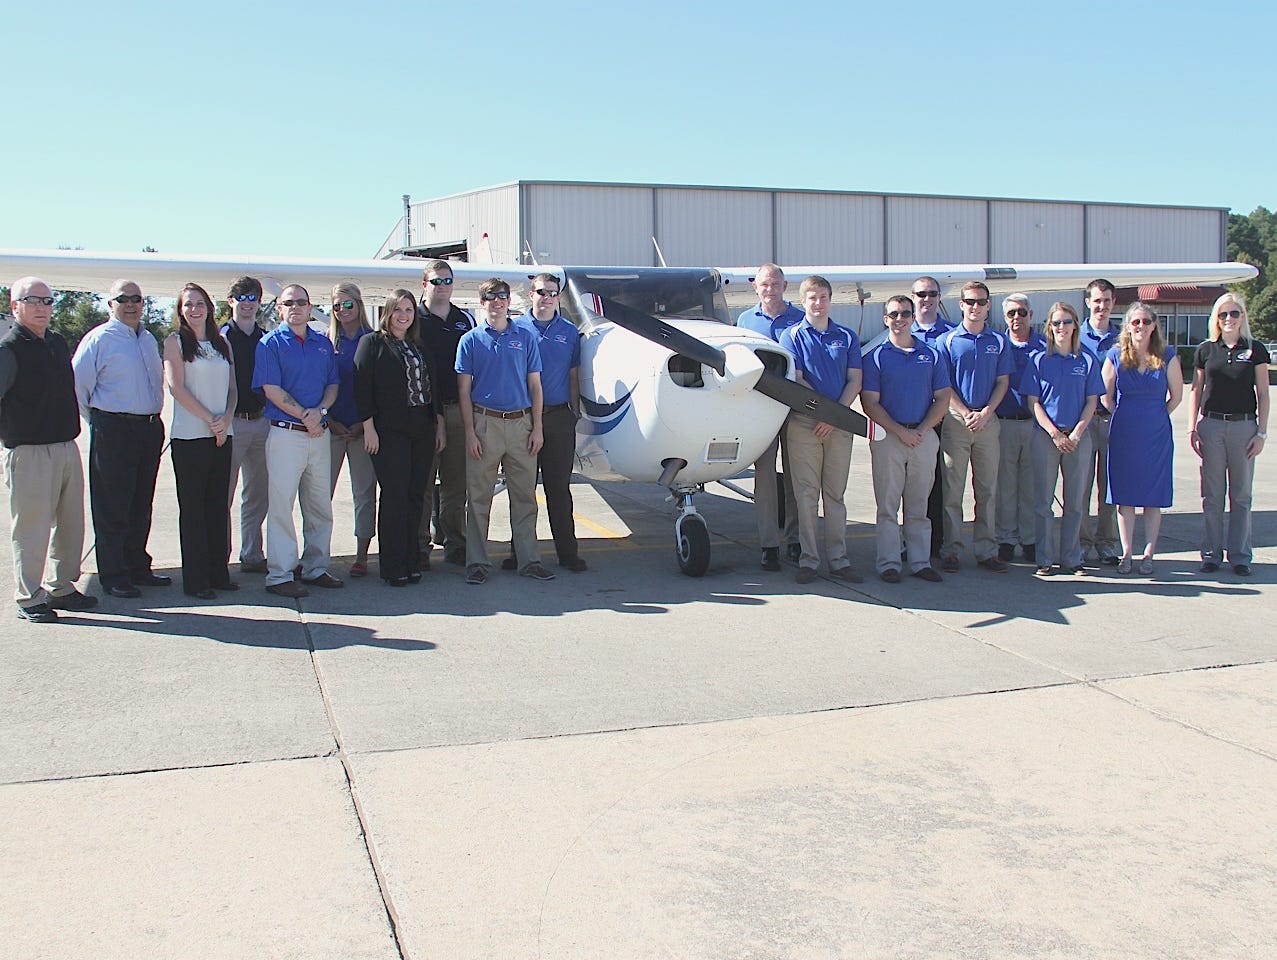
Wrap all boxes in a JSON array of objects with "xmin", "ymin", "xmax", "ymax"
[
  {"xmin": 1126, "ymin": 317, "xmax": 1156, "ymax": 327},
  {"xmin": 280, "ymin": 299, "xmax": 310, "ymax": 307},
  {"xmin": 1005, "ymin": 307, "xmax": 1029, "ymax": 319},
  {"xmin": 233, "ymin": 293, "xmax": 259, "ymax": 303},
  {"xmin": 1048, "ymin": 319, "xmax": 1075, "ymax": 327},
  {"xmin": 1217, "ymin": 309, "xmax": 1242, "ymax": 320},
  {"xmin": 427, "ymin": 277, "xmax": 454, "ymax": 286},
  {"xmin": 111, "ymin": 294, "xmax": 144, "ymax": 304},
  {"xmin": 334, "ymin": 300, "xmax": 357, "ymax": 310},
  {"xmin": 886, "ymin": 309, "xmax": 914, "ymax": 319},
  {"xmin": 17, "ymin": 295, "xmax": 56, "ymax": 306},
  {"xmin": 961, "ymin": 298, "xmax": 989, "ymax": 307},
  {"xmin": 913, "ymin": 290, "xmax": 940, "ymax": 298},
  {"xmin": 481, "ymin": 291, "xmax": 510, "ymax": 302},
  {"xmin": 534, "ymin": 288, "xmax": 560, "ymax": 297}
]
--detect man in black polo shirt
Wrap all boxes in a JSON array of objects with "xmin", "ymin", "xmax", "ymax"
[
  {"xmin": 415, "ymin": 259, "xmax": 475, "ymax": 566},
  {"xmin": 0, "ymin": 277, "xmax": 97, "ymax": 621},
  {"xmin": 222, "ymin": 276, "xmax": 270, "ymax": 573}
]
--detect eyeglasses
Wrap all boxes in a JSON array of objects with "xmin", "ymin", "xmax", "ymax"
[
  {"xmin": 481, "ymin": 291, "xmax": 510, "ymax": 302},
  {"xmin": 1218, "ymin": 309, "xmax": 1243, "ymax": 320},
  {"xmin": 233, "ymin": 293, "xmax": 259, "ymax": 303},
  {"xmin": 913, "ymin": 290, "xmax": 940, "ymax": 299},
  {"xmin": 533, "ymin": 288, "xmax": 560, "ymax": 298},
  {"xmin": 280, "ymin": 299, "xmax": 310, "ymax": 307},
  {"xmin": 886, "ymin": 309, "xmax": 914, "ymax": 319},
  {"xmin": 1126, "ymin": 317, "xmax": 1155, "ymax": 327},
  {"xmin": 17, "ymin": 295, "xmax": 56, "ymax": 306},
  {"xmin": 111, "ymin": 294, "xmax": 144, "ymax": 304},
  {"xmin": 1048, "ymin": 319, "xmax": 1075, "ymax": 327},
  {"xmin": 961, "ymin": 298, "xmax": 989, "ymax": 307},
  {"xmin": 426, "ymin": 277, "xmax": 454, "ymax": 286},
  {"xmin": 1005, "ymin": 308, "xmax": 1029, "ymax": 319},
  {"xmin": 334, "ymin": 300, "xmax": 356, "ymax": 310}
]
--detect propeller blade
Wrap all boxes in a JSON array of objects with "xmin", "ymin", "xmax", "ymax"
[
  {"xmin": 591, "ymin": 296, "xmax": 727, "ymax": 377},
  {"xmin": 752, "ymin": 371, "xmax": 869, "ymax": 438}
]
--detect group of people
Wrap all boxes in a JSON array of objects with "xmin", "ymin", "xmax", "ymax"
[
  {"xmin": 0, "ymin": 263, "xmax": 588, "ymax": 622},
  {"xmin": 737, "ymin": 268, "xmax": 1269, "ymax": 584}
]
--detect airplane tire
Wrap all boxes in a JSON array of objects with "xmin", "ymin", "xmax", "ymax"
[{"xmin": 675, "ymin": 514, "xmax": 710, "ymax": 577}]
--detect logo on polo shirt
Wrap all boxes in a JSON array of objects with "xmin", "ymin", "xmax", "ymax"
[
  {"xmin": 916, "ymin": 353, "xmax": 933, "ymax": 364},
  {"xmin": 505, "ymin": 337, "xmax": 525, "ymax": 351},
  {"xmin": 1070, "ymin": 363, "xmax": 1087, "ymax": 377},
  {"xmin": 983, "ymin": 343, "xmax": 1001, "ymax": 355},
  {"xmin": 553, "ymin": 334, "xmax": 569, "ymax": 344}
]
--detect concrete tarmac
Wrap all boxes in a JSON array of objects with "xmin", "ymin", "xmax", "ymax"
[{"xmin": 2, "ymin": 401, "xmax": 1274, "ymax": 959}]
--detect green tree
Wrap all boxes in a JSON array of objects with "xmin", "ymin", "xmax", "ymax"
[{"xmin": 1227, "ymin": 206, "xmax": 1277, "ymax": 342}]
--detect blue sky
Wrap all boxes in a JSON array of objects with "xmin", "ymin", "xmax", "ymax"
[{"xmin": 3, "ymin": 0, "xmax": 1269, "ymax": 260}]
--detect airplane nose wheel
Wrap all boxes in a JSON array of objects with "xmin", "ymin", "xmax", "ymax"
[{"xmin": 673, "ymin": 490, "xmax": 710, "ymax": 577}]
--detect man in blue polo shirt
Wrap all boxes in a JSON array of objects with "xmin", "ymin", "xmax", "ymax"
[
  {"xmin": 994, "ymin": 294, "xmax": 1047, "ymax": 564},
  {"xmin": 1079, "ymin": 278, "xmax": 1120, "ymax": 566},
  {"xmin": 911, "ymin": 275, "xmax": 953, "ymax": 560},
  {"xmin": 737, "ymin": 263, "xmax": 803, "ymax": 570},
  {"xmin": 861, "ymin": 295, "xmax": 951, "ymax": 584},
  {"xmin": 457, "ymin": 277, "xmax": 553, "ymax": 585},
  {"xmin": 253, "ymin": 284, "xmax": 342, "ymax": 598},
  {"xmin": 778, "ymin": 276, "xmax": 864, "ymax": 585},
  {"xmin": 501, "ymin": 273, "xmax": 585, "ymax": 572},
  {"xmin": 935, "ymin": 280, "xmax": 1013, "ymax": 573}
]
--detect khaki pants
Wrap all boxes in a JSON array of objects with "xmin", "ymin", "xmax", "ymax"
[
  {"xmin": 3, "ymin": 440, "xmax": 85, "ymax": 607},
  {"xmin": 1080, "ymin": 414, "xmax": 1118, "ymax": 558},
  {"xmin": 420, "ymin": 403, "xmax": 467, "ymax": 555},
  {"xmin": 940, "ymin": 409, "xmax": 1001, "ymax": 561},
  {"xmin": 785, "ymin": 415, "xmax": 853, "ymax": 571},
  {"xmin": 465, "ymin": 414, "xmax": 541, "ymax": 571},
  {"xmin": 995, "ymin": 417, "xmax": 1036, "ymax": 547},
  {"xmin": 265, "ymin": 427, "xmax": 333, "ymax": 585},
  {"xmin": 870, "ymin": 429, "xmax": 938, "ymax": 574}
]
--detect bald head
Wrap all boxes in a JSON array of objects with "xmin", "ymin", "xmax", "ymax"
[{"xmin": 108, "ymin": 279, "xmax": 144, "ymax": 328}]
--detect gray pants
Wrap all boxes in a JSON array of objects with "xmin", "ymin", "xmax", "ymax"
[
  {"xmin": 995, "ymin": 417, "xmax": 1036, "ymax": 547},
  {"xmin": 1080, "ymin": 414, "xmax": 1118, "ymax": 559},
  {"xmin": 265, "ymin": 427, "xmax": 333, "ymax": 585},
  {"xmin": 1198, "ymin": 417, "xmax": 1257, "ymax": 565},
  {"xmin": 940, "ymin": 409, "xmax": 1001, "ymax": 561},
  {"xmin": 1031, "ymin": 428, "xmax": 1092, "ymax": 569},
  {"xmin": 870, "ymin": 429, "xmax": 938, "ymax": 574},
  {"xmin": 227, "ymin": 413, "xmax": 270, "ymax": 564},
  {"xmin": 3, "ymin": 440, "xmax": 85, "ymax": 607},
  {"xmin": 330, "ymin": 431, "xmax": 377, "ymax": 540},
  {"xmin": 752, "ymin": 429, "xmax": 799, "ymax": 549}
]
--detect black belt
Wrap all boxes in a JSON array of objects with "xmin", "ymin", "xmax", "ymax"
[
  {"xmin": 235, "ymin": 410, "xmax": 264, "ymax": 421},
  {"xmin": 475, "ymin": 406, "xmax": 528, "ymax": 420},
  {"xmin": 899, "ymin": 421, "xmax": 922, "ymax": 429},
  {"xmin": 544, "ymin": 403, "xmax": 572, "ymax": 412},
  {"xmin": 442, "ymin": 399, "xmax": 459, "ymax": 406},
  {"xmin": 1203, "ymin": 411, "xmax": 1256, "ymax": 422},
  {"xmin": 1093, "ymin": 410, "xmax": 1111, "ymax": 420},
  {"xmin": 998, "ymin": 414, "xmax": 1032, "ymax": 421},
  {"xmin": 271, "ymin": 419, "xmax": 327, "ymax": 433},
  {"xmin": 91, "ymin": 408, "xmax": 160, "ymax": 423}
]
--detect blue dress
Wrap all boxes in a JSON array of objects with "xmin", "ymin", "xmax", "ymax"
[{"xmin": 1106, "ymin": 346, "xmax": 1177, "ymax": 507}]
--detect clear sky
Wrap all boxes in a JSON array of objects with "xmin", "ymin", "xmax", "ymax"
[{"xmin": 4, "ymin": 0, "xmax": 1270, "ymax": 261}]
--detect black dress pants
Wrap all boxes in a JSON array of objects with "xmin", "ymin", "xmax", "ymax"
[
  {"xmin": 171, "ymin": 436, "xmax": 233, "ymax": 594},
  {"xmin": 89, "ymin": 411, "xmax": 164, "ymax": 589},
  {"xmin": 371, "ymin": 411, "xmax": 434, "ymax": 581},
  {"xmin": 538, "ymin": 405, "xmax": 579, "ymax": 563}
]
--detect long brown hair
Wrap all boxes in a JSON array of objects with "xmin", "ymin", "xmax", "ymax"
[
  {"xmin": 1117, "ymin": 301, "xmax": 1166, "ymax": 370},
  {"xmin": 379, "ymin": 289, "xmax": 423, "ymax": 345},
  {"xmin": 173, "ymin": 282, "xmax": 230, "ymax": 363}
]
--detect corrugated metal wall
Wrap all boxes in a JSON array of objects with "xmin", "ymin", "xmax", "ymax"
[
  {"xmin": 653, "ymin": 188, "xmax": 773, "ymax": 266},
  {"xmin": 1084, "ymin": 205, "xmax": 1224, "ymax": 263},
  {"xmin": 775, "ymin": 192, "xmax": 884, "ymax": 265},
  {"xmin": 990, "ymin": 201, "xmax": 1085, "ymax": 263},
  {"xmin": 524, "ymin": 184, "xmax": 654, "ymax": 264},
  {"xmin": 886, "ymin": 196, "xmax": 988, "ymax": 263},
  {"xmin": 401, "ymin": 183, "xmax": 521, "ymax": 263}
]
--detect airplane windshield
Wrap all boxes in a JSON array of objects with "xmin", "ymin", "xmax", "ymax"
[{"xmin": 560, "ymin": 267, "xmax": 731, "ymax": 329}]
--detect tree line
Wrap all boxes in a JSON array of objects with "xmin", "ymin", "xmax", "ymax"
[{"xmin": 1226, "ymin": 207, "xmax": 1277, "ymax": 342}]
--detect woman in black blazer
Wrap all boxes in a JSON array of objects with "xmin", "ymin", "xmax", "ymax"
[{"xmin": 353, "ymin": 289, "xmax": 446, "ymax": 585}]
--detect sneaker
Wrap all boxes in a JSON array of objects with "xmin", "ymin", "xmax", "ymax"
[
  {"xmin": 48, "ymin": 589, "xmax": 99, "ymax": 611},
  {"xmin": 977, "ymin": 557, "xmax": 1009, "ymax": 573},
  {"xmin": 465, "ymin": 565, "xmax": 488, "ymax": 585},
  {"xmin": 1021, "ymin": 544, "xmax": 1036, "ymax": 564},
  {"xmin": 1035, "ymin": 565, "xmax": 1055, "ymax": 577},
  {"xmin": 912, "ymin": 567, "xmax": 943, "ymax": 583},
  {"xmin": 760, "ymin": 547, "xmax": 781, "ymax": 572},
  {"xmin": 559, "ymin": 556, "xmax": 588, "ymax": 572},
  {"xmin": 1198, "ymin": 560, "xmax": 1219, "ymax": 573},
  {"xmin": 940, "ymin": 554, "xmax": 960, "ymax": 573},
  {"xmin": 829, "ymin": 565, "xmax": 864, "ymax": 584},
  {"xmin": 17, "ymin": 602, "xmax": 56, "ymax": 623},
  {"xmin": 997, "ymin": 543, "xmax": 1014, "ymax": 562},
  {"xmin": 266, "ymin": 580, "xmax": 309, "ymax": 598},
  {"xmin": 880, "ymin": 568, "xmax": 902, "ymax": 584},
  {"xmin": 1099, "ymin": 554, "xmax": 1121, "ymax": 567},
  {"xmin": 239, "ymin": 559, "xmax": 268, "ymax": 573},
  {"xmin": 1065, "ymin": 564, "xmax": 1086, "ymax": 575},
  {"xmin": 520, "ymin": 562, "xmax": 556, "ymax": 581},
  {"xmin": 795, "ymin": 566, "xmax": 817, "ymax": 584}
]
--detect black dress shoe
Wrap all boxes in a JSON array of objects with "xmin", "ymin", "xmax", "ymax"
[
  {"xmin": 386, "ymin": 576, "xmax": 411, "ymax": 587},
  {"xmin": 407, "ymin": 572, "xmax": 423, "ymax": 584},
  {"xmin": 559, "ymin": 556, "xmax": 588, "ymax": 572},
  {"xmin": 997, "ymin": 543, "xmax": 1015, "ymax": 562},
  {"xmin": 1233, "ymin": 564, "xmax": 1252, "ymax": 577},
  {"xmin": 107, "ymin": 584, "xmax": 142, "ymax": 599},
  {"xmin": 1198, "ymin": 560, "xmax": 1219, "ymax": 573},
  {"xmin": 132, "ymin": 573, "xmax": 172, "ymax": 587},
  {"xmin": 48, "ymin": 589, "xmax": 99, "ymax": 611},
  {"xmin": 760, "ymin": 547, "xmax": 781, "ymax": 572}
]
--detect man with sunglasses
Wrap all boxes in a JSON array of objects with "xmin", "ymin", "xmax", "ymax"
[
  {"xmin": 911, "ymin": 277, "xmax": 953, "ymax": 559},
  {"xmin": 500, "ymin": 273, "xmax": 585, "ymax": 572},
  {"xmin": 935, "ymin": 281, "xmax": 1013, "ymax": 573},
  {"xmin": 71, "ymin": 279, "xmax": 168, "ymax": 598},
  {"xmin": 994, "ymin": 294, "xmax": 1046, "ymax": 564},
  {"xmin": 416, "ymin": 260, "xmax": 475, "ymax": 567},
  {"xmin": 253, "ymin": 284, "xmax": 342, "ymax": 598},
  {"xmin": 456, "ymin": 277, "xmax": 553, "ymax": 585},
  {"xmin": 222, "ymin": 276, "xmax": 270, "ymax": 574},
  {"xmin": 737, "ymin": 263, "xmax": 803, "ymax": 570},
  {"xmin": 0, "ymin": 277, "xmax": 97, "ymax": 620},
  {"xmin": 1078, "ymin": 278, "xmax": 1120, "ymax": 566}
]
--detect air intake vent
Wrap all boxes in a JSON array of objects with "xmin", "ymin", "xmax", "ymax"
[{"xmin": 705, "ymin": 439, "xmax": 741, "ymax": 463}]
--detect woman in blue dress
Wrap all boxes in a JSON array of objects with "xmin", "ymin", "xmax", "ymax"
[{"xmin": 1102, "ymin": 302, "xmax": 1183, "ymax": 575}]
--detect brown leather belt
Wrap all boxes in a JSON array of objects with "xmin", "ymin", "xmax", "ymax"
[{"xmin": 474, "ymin": 406, "xmax": 528, "ymax": 420}]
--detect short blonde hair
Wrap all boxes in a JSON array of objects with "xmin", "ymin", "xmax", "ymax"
[{"xmin": 1207, "ymin": 291, "xmax": 1252, "ymax": 342}]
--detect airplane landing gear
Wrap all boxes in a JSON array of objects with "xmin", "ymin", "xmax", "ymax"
[{"xmin": 672, "ymin": 487, "xmax": 710, "ymax": 578}]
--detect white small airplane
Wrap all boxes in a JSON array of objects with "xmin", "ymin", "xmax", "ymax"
[{"xmin": 1, "ymin": 248, "xmax": 1256, "ymax": 576}]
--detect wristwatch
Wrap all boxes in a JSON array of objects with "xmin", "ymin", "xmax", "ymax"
[
  {"xmin": 1258, "ymin": 432, "xmax": 1268, "ymax": 440},
  {"xmin": 320, "ymin": 407, "xmax": 329, "ymax": 417}
]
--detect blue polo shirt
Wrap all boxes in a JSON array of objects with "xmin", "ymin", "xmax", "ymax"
[
  {"xmin": 863, "ymin": 338, "xmax": 951, "ymax": 426},
  {"xmin": 530, "ymin": 313, "xmax": 580, "ymax": 407},
  {"xmin": 456, "ymin": 319, "xmax": 543, "ymax": 412},
  {"xmin": 1020, "ymin": 349, "xmax": 1103, "ymax": 431},
  {"xmin": 330, "ymin": 327, "xmax": 368, "ymax": 426},
  {"xmin": 779, "ymin": 318, "xmax": 861, "ymax": 403},
  {"xmin": 937, "ymin": 323, "xmax": 1014, "ymax": 409},
  {"xmin": 253, "ymin": 324, "xmax": 339, "ymax": 424},
  {"xmin": 736, "ymin": 301, "xmax": 805, "ymax": 343},
  {"xmin": 911, "ymin": 318, "xmax": 954, "ymax": 345},
  {"xmin": 995, "ymin": 331, "xmax": 1048, "ymax": 417},
  {"xmin": 1080, "ymin": 319, "xmax": 1117, "ymax": 360}
]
